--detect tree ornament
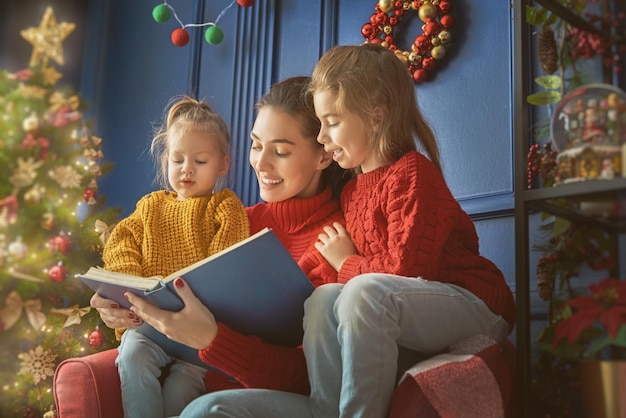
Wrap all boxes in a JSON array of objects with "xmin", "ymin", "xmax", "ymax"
[
  {"xmin": 83, "ymin": 186, "xmax": 98, "ymax": 204},
  {"xmin": 538, "ymin": 25, "xmax": 558, "ymax": 74},
  {"xmin": 22, "ymin": 112, "xmax": 40, "ymax": 132},
  {"xmin": 237, "ymin": 0, "xmax": 255, "ymax": 6},
  {"xmin": 8, "ymin": 237, "xmax": 28, "ymax": 259},
  {"xmin": 88, "ymin": 327, "xmax": 104, "ymax": 348},
  {"xmin": 48, "ymin": 234, "xmax": 71, "ymax": 254},
  {"xmin": 41, "ymin": 212, "xmax": 55, "ymax": 230},
  {"xmin": 205, "ymin": 26, "xmax": 224, "ymax": 45},
  {"xmin": 152, "ymin": 4, "xmax": 171, "ymax": 23},
  {"xmin": 361, "ymin": 0, "xmax": 455, "ymax": 83},
  {"xmin": 171, "ymin": 28, "xmax": 190, "ymax": 47},
  {"xmin": 47, "ymin": 262, "xmax": 67, "ymax": 282},
  {"xmin": 19, "ymin": 7, "xmax": 75, "ymax": 66}
]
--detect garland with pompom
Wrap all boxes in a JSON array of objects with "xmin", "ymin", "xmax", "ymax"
[
  {"xmin": 152, "ymin": 0, "xmax": 255, "ymax": 47},
  {"xmin": 361, "ymin": 0, "xmax": 455, "ymax": 83}
]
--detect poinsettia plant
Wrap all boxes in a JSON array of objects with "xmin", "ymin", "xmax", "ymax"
[{"xmin": 551, "ymin": 278, "xmax": 626, "ymax": 361}]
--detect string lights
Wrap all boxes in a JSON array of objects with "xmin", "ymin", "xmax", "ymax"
[{"xmin": 152, "ymin": 0, "xmax": 256, "ymax": 47}]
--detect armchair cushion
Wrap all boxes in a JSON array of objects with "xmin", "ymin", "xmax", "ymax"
[
  {"xmin": 53, "ymin": 348, "xmax": 123, "ymax": 418},
  {"xmin": 387, "ymin": 335, "xmax": 516, "ymax": 418}
]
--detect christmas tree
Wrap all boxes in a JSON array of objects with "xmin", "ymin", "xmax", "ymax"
[{"xmin": 0, "ymin": 7, "xmax": 119, "ymax": 417}]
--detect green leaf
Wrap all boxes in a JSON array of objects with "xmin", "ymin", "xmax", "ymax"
[
  {"xmin": 552, "ymin": 217, "xmax": 571, "ymax": 237},
  {"xmin": 526, "ymin": 5, "xmax": 548, "ymax": 26},
  {"xmin": 535, "ymin": 75, "xmax": 562, "ymax": 90},
  {"xmin": 527, "ymin": 90, "xmax": 562, "ymax": 105}
]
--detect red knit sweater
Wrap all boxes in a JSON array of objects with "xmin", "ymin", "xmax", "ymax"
[
  {"xmin": 338, "ymin": 151, "xmax": 516, "ymax": 330},
  {"xmin": 198, "ymin": 186, "xmax": 344, "ymax": 394}
]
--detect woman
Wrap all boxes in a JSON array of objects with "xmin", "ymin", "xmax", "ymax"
[{"xmin": 90, "ymin": 76, "xmax": 351, "ymax": 405}]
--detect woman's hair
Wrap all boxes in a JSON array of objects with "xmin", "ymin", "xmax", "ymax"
[
  {"xmin": 150, "ymin": 95, "xmax": 231, "ymax": 190},
  {"xmin": 256, "ymin": 76, "xmax": 352, "ymax": 199},
  {"xmin": 310, "ymin": 43, "xmax": 442, "ymax": 175}
]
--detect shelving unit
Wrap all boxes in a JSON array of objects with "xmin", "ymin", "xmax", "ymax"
[{"xmin": 513, "ymin": 1, "xmax": 625, "ymax": 416}]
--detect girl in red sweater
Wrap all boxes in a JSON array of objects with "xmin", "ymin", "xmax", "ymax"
[
  {"xmin": 301, "ymin": 44, "xmax": 516, "ymax": 418},
  {"xmin": 90, "ymin": 77, "xmax": 350, "ymax": 411}
]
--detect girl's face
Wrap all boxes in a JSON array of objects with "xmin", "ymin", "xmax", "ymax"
[
  {"xmin": 314, "ymin": 91, "xmax": 384, "ymax": 173},
  {"xmin": 249, "ymin": 107, "xmax": 331, "ymax": 202},
  {"xmin": 167, "ymin": 131, "xmax": 229, "ymax": 200}
]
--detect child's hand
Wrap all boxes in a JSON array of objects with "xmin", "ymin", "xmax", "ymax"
[{"xmin": 315, "ymin": 222, "xmax": 357, "ymax": 271}]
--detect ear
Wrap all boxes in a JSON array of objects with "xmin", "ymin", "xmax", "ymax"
[
  {"xmin": 371, "ymin": 106, "xmax": 385, "ymax": 133},
  {"xmin": 316, "ymin": 148, "xmax": 333, "ymax": 171},
  {"xmin": 218, "ymin": 154, "xmax": 231, "ymax": 177}
]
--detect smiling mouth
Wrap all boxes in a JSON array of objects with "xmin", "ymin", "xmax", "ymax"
[{"xmin": 261, "ymin": 177, "xmax": 283, "ymax": 185}]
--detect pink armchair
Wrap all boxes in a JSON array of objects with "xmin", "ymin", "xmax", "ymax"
[{"xmin": 53, "ymin": 335, "xmax": 516, "ymax": 418}]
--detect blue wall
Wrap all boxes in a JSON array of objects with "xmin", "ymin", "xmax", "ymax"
[{"xmin": 82, "ymin": 0, "xmax": 518, "ymax": 293}]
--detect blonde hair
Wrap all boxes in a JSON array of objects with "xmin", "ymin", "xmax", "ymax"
[
  {"xmin": 150, "ymin": 95, "xmax": 231, "ymax": 190},
  {"xmin": 310, "ymin": 43, "xmax": 442, "ymax": 174}
]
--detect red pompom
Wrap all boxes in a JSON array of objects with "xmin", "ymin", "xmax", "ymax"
[
  {"xmin": 237, "ymin": 0, "xmax": 255, "ymax": 6},
  {"xmin": 171, "ymin": 28, "xmax": 190, "ymax": 47}
]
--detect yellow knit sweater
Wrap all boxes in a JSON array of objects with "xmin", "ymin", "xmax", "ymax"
[
  {"xmin": 104, "ymin": 189, "xmax": 249, "ymax": 340},
  {"xmin": 103, "ymin": 189, "xmax": 249, "ymax": 277}
]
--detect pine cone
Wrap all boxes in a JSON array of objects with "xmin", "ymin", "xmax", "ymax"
[
  {"xmin": 538, "ymin": 25, "xmax": 558, "ymax": 74},
  {"xmin": 536, "ymin": 254, "xmax": 555, "ymax": 301}
]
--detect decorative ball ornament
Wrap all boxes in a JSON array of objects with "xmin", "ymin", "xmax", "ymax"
[
  {"xmin": 361, "ymin": 0, "xmax": 455, "ymax": 83},
  {"xmin": 205, "ymin": 26, "xmax": 224, "ymax": 45},
  {"xmin": 88, "ymin": 327, "xmax": 104, "ymax": 348},
  {"xmin": 152, "ymin": 4, "xmax": 171, "ymax": 23},
  {"xmin": 48, "ymin": 262, "xmax": 67, "ymax": 282},
  {"xmin": 48, "ymin": 234, "xmax": 71, "ymax": 254},
  {"xmin": 83, "ymin": 186, "xmax": 98, "ymax": 204},
  {"xmin": 171, "ymin": 28, "xmax": 190, "ymax": 47}
]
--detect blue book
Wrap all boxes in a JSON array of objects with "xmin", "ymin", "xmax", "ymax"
[{"xmin": 78, "ymin": 228, "xmax": 314, "ymax": 369}]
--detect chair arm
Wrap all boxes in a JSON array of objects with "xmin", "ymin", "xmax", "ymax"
[{"xmin": 53, "ymin": 348, "xmax": 123, "ymax": 418}]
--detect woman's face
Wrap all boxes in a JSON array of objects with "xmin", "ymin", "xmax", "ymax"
[{"xmin": 249, "ymin": 107, "xmax": 330, "ymax": 202}]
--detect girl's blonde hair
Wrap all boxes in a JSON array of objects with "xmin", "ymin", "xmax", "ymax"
[
  {"xmin": 310, "ymin": 43, "xmax": 442, "ymax": 175},
  {"xmin": 150, "ymin": 95, "xmax": 231, "ymax": 190}
]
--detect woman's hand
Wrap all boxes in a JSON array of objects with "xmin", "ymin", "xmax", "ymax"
[
  {"xmin": 125, "ymin": 277, "xmax": 218, "ymax": 350},
  {"xmin": 90, "ymin": 293, "xmax": 142, "ymax": 329},
  {"xmin": 315, "ymin": 222, "xmax": 357, "ymax": 271}
]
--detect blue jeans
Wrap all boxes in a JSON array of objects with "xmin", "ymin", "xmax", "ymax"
[
  {"xmin": 117, "ymin": 329, "xmax": 207, "ymax": 418},
  {"xmin": 179, "ymin": 274, "xmax": 509, "ymax": 418}
]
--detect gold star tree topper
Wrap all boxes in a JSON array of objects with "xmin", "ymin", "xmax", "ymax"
[{"xmin": 20, "ymin": 7, "xmax": 75, "ymax": 66}]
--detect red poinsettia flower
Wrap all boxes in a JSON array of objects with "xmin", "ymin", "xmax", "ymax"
[{"xmin": 553, "ymin": 278, "xmax": 626, "ymax": 354}]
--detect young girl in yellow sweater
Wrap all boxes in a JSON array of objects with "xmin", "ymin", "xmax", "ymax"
[{"xmin": 103, "ymin": 96, "xmax": 248, "ymax": 418}]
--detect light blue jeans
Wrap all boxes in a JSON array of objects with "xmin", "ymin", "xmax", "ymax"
[
  {"xmin": 117, "ymin": 329, "xmax": 207, "ymax": 418},
  {"xmin": 179, "ymin": 273, "xmax": 509, "ymax": 418}
]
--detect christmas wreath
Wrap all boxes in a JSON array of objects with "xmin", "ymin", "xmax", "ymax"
[{"xmin": 361, "ymin": 0, "xmax": 454, "ymax": 83}]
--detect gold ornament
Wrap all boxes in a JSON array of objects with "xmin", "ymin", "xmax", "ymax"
[
  {"xmin": 42, "ymin": 65, "xmax": 63, "ymax": 85},
  {"xmin": 418, "ymin": 3, "xmax": 438, "ymax": 22},
  {"xmin": 22, "ymin": 112, "xmax": 40, "ymax": 132},
  {"xmin": 431, "ymin": 45, "xmax": 447, "ymax": 60},
  {"xmin": 20, "ymin": 6, "xmax": 75, "ymax": 66},
  {"xmin": 10, "ymin": 157, "xmax": 44, "ymax": 190},
  {"xmin": 378, "ymin": 0, "xmax": 394, "ymax": 13}
]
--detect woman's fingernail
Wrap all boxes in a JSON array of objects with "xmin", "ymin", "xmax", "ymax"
[
  {"xmin": 174, "ymin": 278, "xmax": 184, "ymax": 288},
  {"xmin": 127, "ymin": 312, "xmax": 136, "ymax": 319},
  {"xmin": 133, "ymin": 318, "xmax": 142, "ymax": 324},
  {"xmin": 110, "ymin": 303, "xmax": 119, "ymax": 309}
]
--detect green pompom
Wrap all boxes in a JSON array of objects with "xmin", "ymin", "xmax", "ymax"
[
  {"xmin": 205, "ymin": 26, "xmax": 224, "ymax": 45},
  {"xmin": 152, "ymin": 4, "xmax": 171, "ymax": 23}
]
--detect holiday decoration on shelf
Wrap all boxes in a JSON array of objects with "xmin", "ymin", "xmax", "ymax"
[
  {"xmin": 153, "ymin": 0, "xmax": 255, "ymax": 47},
  {"xmin": 361, "ymin": 0, "xmax": 455, "ymax": 83},
  {"xmin": 0, "ymin": 7, "xmax": 119, "ymax": 417}
]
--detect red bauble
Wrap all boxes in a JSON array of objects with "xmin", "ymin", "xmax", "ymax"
[
  {"xmin": 48, "ymin": 234, "xmax": 71, "ymax": 254},
  {"xmin": 83, "ymin": 186, "xmax": 98, "ymax": 204},
  {"xmin": 88, "ymin": 327, "xmax": 104, "ymax": 348},
  {"xmin": 440, "ymin": 14, "xmax": 455, "ymax": 30},
  {"xmin": 48, "ymin": 263, "xmax": 67, "ymax": 282},
  {"xmin": 237, "ymin": 0, "xmax": 255, "ymax": 7},
  {"xmin": 413, "ymin": 69, "xmax": 428, "ymax": 83},
  {"xmin": 171, "ymin": 28, "xmax": 190, "ymax": 47},
  {"xmin": 423, "ymin": 21, "xmax": 441, "ymax": 36},
  {"xmin": 438, "ymin": 1, "xmax": 452, "ymax": 14}
]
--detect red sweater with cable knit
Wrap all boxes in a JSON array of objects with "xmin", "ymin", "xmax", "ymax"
[
  {"xmin": 198, "ymin": 186, "xmax": 344, "ymax": 394},
  {"xmin": 338, "ymin": 150, "xmax": 516, "ymax": 330}
]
